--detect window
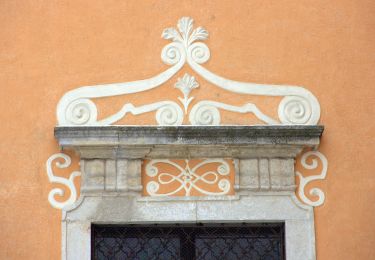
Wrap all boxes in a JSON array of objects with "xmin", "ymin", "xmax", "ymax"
[{"xmin": 92, "ymin": 223, "xmax": 285, "ymax": 260}]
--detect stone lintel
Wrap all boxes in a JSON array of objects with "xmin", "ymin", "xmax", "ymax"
[{"xmin": 55, "ymin": 125, "xmax": 323, "ymax": 159}]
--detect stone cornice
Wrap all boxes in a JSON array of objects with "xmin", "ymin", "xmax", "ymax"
[{"xmin": 55, "ymin": 125, "xmax": 323, "ymax": 159}]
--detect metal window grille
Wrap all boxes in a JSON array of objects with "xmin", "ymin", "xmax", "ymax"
[{"xmin": 92, "ymin": 223, "xmax": 285, "ymax": 260}]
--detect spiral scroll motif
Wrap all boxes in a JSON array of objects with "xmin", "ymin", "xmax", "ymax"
[
  {"xmin": 161, "ymin": 42, "xmax": 185, "ymax": 65},
  {"xmin": 46, "ymin": 153, "xmax": 81, "ymax": 209},
  {"xmin": 56, "ymin": 17, "xmax": 321, "ymax": 127},
  {"xmin": 278, "ymin": 96, "xmax": 312, "ymax": 125},
  {"xmin": 217, "ymin": 163, "xmax": 230, "ymax": 175},
  {"xmin": 296, "ymin": 150, "xmax": 328, "ymax": 207},
  {"xmin": 187, "ymin": 42, "xmax": 210, "ymax": 64},
  {"xmin": 146, "ymin": 181, "xmax": 160, "ymax": 195},
  {"xmin": 155, "ymin": 103, "xmax": 184, "ymax": 126},
  {"xmin": 189, "ymin": 103, "xmax": 221, "ymax": 125},
  {"xmin": 145, "ymin": 163, "xmax": 159, "ymax": 177},
  {"xmin": 65, "ymin": 98, "xmax": 98, "ymax": 125},
  {"xmin": 218, "ymin": 179, "xmax": 231, "ymax": 192}
]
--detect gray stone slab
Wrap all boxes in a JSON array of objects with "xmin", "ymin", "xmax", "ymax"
[
  {"xmin": 55, "ymin": 125, "xmax": 323, "ymax": 145},
  {"xmin": 55, "ymin": 125, "xmax": 323, "ymax": 159}
]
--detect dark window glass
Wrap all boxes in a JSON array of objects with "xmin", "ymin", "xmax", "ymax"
[{"xmin": 92, "ymin": 223, "xmax": 285, "ymax": 260}]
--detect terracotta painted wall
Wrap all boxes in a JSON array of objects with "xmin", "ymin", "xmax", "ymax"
[{"xmin": 1, "ymin": 0, "xmax": 374, "ymax": 259}]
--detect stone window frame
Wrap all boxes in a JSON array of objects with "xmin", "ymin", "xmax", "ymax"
[{"xmin": 56, "ymin": 125, "xmax": 323, "ymax": 260}]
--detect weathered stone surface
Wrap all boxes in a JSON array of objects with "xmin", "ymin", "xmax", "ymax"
[
  {"xmin": 269, "ymin": 158, "xmax": 295, "ymax": 190},
  {"xmin": 81, "ymin": 159, "xmax": 105, "ymax": 192},
  {"xmin": 239, "ymin": 159, "xmax": 259, "ymax": 189},
  {"xmin": 55, "ymin": 125, "xmax": 323, "ymax": 144},
  {"xmin": 80, "ymin": 159, "xmax": 142, "ymax": 194},
  {"xmin": 259, "ymin": 158, "xmax": 271, "ymax": 190},
  {"xmin": 63, "ymin": 194, "xmax": 316, "ymax": 260},
  {"xmin": 117, "ymin": 159, "xmax": 142, "ymax": 192},
  {"xmin": 104, "ymin": 160, "xmax": 116, "ymax": 191},
  {"xmin": 55, "ymin": 125, "xmax": 323, "ymax": 159},
  {"xmin": 59, "ymin": 125, "xmax": 323, "ymax": 260}
]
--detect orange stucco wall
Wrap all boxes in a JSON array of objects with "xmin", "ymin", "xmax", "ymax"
[{"xmin": 1, "ymin": 1, "xmax": 375, "ymax": 259}]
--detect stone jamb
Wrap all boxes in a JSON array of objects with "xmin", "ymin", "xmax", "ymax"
[{"xmin": 57, "ymin": 125, "xmax": 322, "ymax": 260}]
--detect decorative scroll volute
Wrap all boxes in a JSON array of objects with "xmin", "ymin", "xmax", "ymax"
[
  {"xmin": 56, "ymin": 17, "xmax": 320, "ymax": 127},
  {"xmin": 296, "ymin": 150, "xmax": 328, "ymax": 207},
  {"xmin": 46, "ymin": 153, "xmax": 81, "ymax": 209}
]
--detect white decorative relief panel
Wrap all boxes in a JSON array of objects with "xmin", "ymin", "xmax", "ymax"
[
  {"xmin": 145, "ymin": 159, "xmax": 232, "ymax": 196},
  {"xmin": 296, "ymin": 150, "xmax": 328, "ymax": 207},
  {"xmin": 46, "ymin": 150, "xmax": 328, "ymax": 208},
  {"xmin": 46, "ymin": 153, "xmax": 81, "ymax": 209},
  {"xmin": 47, "ymin": 17, "xmax": 328, "ymax": 210},
  {"xmin": 56, "ymin": 17, "xmax": 321, "ymax": 126}
]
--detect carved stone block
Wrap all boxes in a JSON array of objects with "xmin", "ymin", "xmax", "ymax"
[
  {"xmin": 81, "ymin": 159, "xmax": 105, "ymax": 192},
  {"xmin": 105, "ymin": 160, "xmax": 116, "ymax": 191},
  {"xmin": 269, "ymin": 158, "xmax": 295, "ymax": 190},
  {"xmin": 238, "ymin": 159, "xmax": 259, "ymax": 190},
  {"xmin": 117, "ymin": 159, "xmax": 142, "ymax": 192},
  {"xmin": 259, "ymin": 158, "xmax": 271, "ymax": 190}
]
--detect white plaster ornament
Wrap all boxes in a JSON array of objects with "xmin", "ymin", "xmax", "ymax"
[
  {"xmin": 47, "ymin": 17, "xmax": 328, "ymax": 210},
  {"xmin": 56, "ymin": 17, "xmax": 321, "ymax": 126},
  {"xmin": 145, "ymin": 159, "xmax": 231, "ymax": 196},
  {"xmin": 175, "ymin": 73, "xmax": 199, "ymax": 114},
  {"xmin": 296, "ymin": 150, "xmax": 328, "ymax": 207},
  {"xmin": 45, "ymin": 151, "xmax": 328, "ymax": 208},
  {"xmin": 46, "ymin": 153, "xmax": 81, "ymax": 209}
]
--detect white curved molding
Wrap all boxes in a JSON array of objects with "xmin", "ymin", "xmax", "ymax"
[
  {"xmin": 189, "ymin": 100, "xmax": 278, "ymax": 125},
  {"xmin": 145, "ymin": 159, "xmax": 231, "ymax": 196},
  {"xmin": 46, "ymin": 153, "xmax": 81, "ymax": 209},
  {"xmin": 56, "ymin": 43, "xmax": 186, "ymax": 126},
  {"xmin": 61, "ymin": 195, "xmax": 85, "ymax": 216},
  {"xmin": 187, "ymin": 61, "xmax": 320, "ymax": 125},
  {"xmin": 56, "ymin": 16, "xmax": 320, "ymax": 126},
  {"xmin": 296, "ymin": 150, "xmax": 328, "ymax": 207},
  {"xmin": 99, "ymin": 101, "xmax": 184, "ymax": 126}
]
